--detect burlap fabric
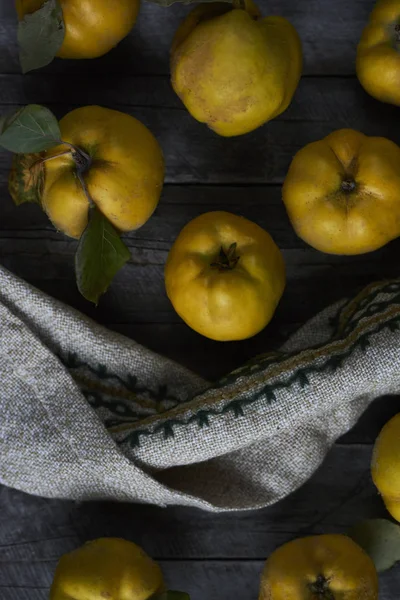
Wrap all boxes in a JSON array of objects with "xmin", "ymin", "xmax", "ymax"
[{"xmin": 1, "ymin": 264, "xmax": 398, "ymax": 511}]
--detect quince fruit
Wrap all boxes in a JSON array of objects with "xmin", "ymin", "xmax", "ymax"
[
  {"xmin": 171, "ymin": 1, "xmax": 302, "ymax": 137},
  {"xmin": 165, "ymin": 211, "xmax": 285, "ymax": 341},
  {"xmin": 16, "ymin": 0, "xmax": 139, "ymax": 59},
  {"xmin": 282, "ymin": 128, "xmax": 400, "ymax": 255},
  {"xmin": 41, "ymin": 105, "xmax": 164, "ymax": 239},
  {"xmin": 357, "ymin": 0, "xmax": 400, "ymax": 106},
  {"xmin": 259, "ymin": 534, "xmax": 378, "ymax": 600},
  {"xmin": 50, "ymin": 538, "xmax": 164, "ymax": 600},
  {"xmin": 372, "ymin": 413, "xmax": 400, "ymax": 522}
]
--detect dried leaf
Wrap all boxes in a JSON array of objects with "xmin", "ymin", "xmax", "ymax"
[{"xmin": 8, "ymin": 152, "xmax": 45, "ymax": 206}]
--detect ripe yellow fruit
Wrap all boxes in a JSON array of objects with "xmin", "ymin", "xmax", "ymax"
[
  {"xmin": 41, "ymin": 106, "xmax": 164, "ymax": 239},
  {"xmin": 357, "ymin": 0, "xmax": 400, "ymax": 106},
  {"xmin": 165, "ymin": 211, "xmax": 285, "ymax": 341},
  {"xmin": 371, "ymin": 413, "xmax": 400, "ymax": 521},
  {"xmin": 170, "ymin": 1, "xmax": 302, "ymax": 137},
  {"xmin": 50, "ymin": 538, "xmax": 164, "ymax": 600},
  {"xmin": 259, "ymin": 534, "xmax": 379, "ymax": 600},
  {"xmin": 16, "ymin": 0, "xmax": 139, "ymax": 59},
  {"xmin": 282, "ymin": 128, "xmax": 400, "ymax": 255}
]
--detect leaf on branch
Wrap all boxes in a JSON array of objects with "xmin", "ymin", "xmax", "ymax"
[
  {"xmin": 75, "ymin": 206, "xmax": 131, "ymax": 304},
  {"xmin": 0, "ymin": 104, "xmax": 61, "ymax": 153},
  {"xmin": 8, "ymin": 152, "xmax": 45, "ymax": 206},
  {"xmin": 18, "ymin": 0, "xmax": 65, "ymax": 73},
  {"xmin": 349, "ymin": 518, "xmax": 400, "ymax": 573}
]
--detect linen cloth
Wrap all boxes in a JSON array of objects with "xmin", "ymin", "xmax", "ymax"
[{"xmin": 1, "ymin": 264, "xmax": 398, "ymax": 511}]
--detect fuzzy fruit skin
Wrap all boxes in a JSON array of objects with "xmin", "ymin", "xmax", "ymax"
[
  {"xmin": 170, "ymin": 2, "xmax": 302, "ymax": 137},
  {"xmin": 372, "ymin": 413, "xmax": 400, "ymax": 522},
  {"xmin": 357, "ymin": 0, "xmax": 400, "ymax": 106},
  {"xmin": 282, "ymin": 128, "xmax": 400, "ymax": 255},
  {"xmin": 41, "ymin": 106, "xmax": 164, "ymax": 239},
  {"xmin": 16, "ymin": 0, "xmax": 139, "ymax": 59},
  {"xmin": 259, "ymin": 534, "xmax": 379, "ymax": 600},
  {"xmin": 165, "ymin": 211, "xmax": 285, "ymax": 341},
  {"xmin": 49, "ymin": 538, "xmax": 164, "ymax": 600}
]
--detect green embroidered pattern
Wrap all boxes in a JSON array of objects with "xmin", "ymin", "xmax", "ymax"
[
  {"xmin": 215, "ymin": 280, "xmax": 400, "ymax": 387},
  {"xmin": 83, "ymin": 390, "xmax": 146, "ymax": 426},
  {"xmin": 62, "ymin": 351, "xmax": 179, "ymax": 403},
  {"xmin": 111, "ymin": 279, "xmax": 400, "ymax": 448},
  {"xmin": 56, "ymin": 279, "xmax": 400, "ymax": 448},
  {"xmin": 59, "ymin": 351, "xmax": 182, "ymax": 423}
]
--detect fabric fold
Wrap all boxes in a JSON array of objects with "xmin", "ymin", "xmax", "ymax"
[{"xmin": 0, "ymin": 264, "xmax": 398, "ymax": 511}]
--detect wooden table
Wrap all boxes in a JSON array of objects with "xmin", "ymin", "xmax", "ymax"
[{"xmin": 1, "ymin": 0, "xmax": 400, "ymax": 598}]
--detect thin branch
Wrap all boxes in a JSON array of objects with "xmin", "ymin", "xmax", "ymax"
[
  {"xmin": 59, "ymin": 140, "xmax": 91, "ymax": 162},
  {"xmin": 40, "ymin": 150, "xmax": 71, "ymax": 164}
]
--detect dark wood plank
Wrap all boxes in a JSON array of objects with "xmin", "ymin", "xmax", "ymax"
[
  {"xmin": 2, "ymin": 182, "xmax": 295, "ymax": 240},
  {"xmin": 0, "ymin": 0, "xmax": 375, "ymax": 76},
  {"xmin": 0, "ymin": 76, "xmax": 397, "ymax": 185},
  {"xmin": 2, "ymin": 228, "xmax": 400, "ymax": 370},
  {"xmin": 340, "ymin": 396, "xmax": 400, "ymax": 445},
  {"xmin": 0, "ymin": 445, "xmax": 399, "ymax": 599},
  {"xmin": 110, "ymin": 322, "xmax": 299, "ymax": 379},
  {"xmin": 2, "ymin": 189, "xmax": 400, "ymax": 313},
  {"xmin": 1, "ymin": 1, "xmax": 398, "ymax": 598},
  {"xmin": 2, "ymin": 180, "xmax": 400, "ymax": 380}
]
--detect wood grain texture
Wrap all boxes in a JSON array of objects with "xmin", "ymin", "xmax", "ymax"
[
  {"xmin": 1, "ymin": 0, "xmax": 400, "ymax": 597},
  {"xmin": 2, "ymin": 183, "xmax": 400, "ymax": 378},
  {"xmin": 2, "ymin": 225, "xmax": 400, "ymax": 376},
  {"xmin": 0, "ymin": 76, "xmax": 398, "ymax": 185},
  {"xmin": 0, "ymin": 445, "xmax": 399, "ymax": 599},
  {"xmin": 0, "ymin": 0, "xmax": 374, "ymax": 76}
]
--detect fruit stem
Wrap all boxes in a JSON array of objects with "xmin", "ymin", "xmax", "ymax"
[
  {"xmin": 309, "ymin": 575, "xmax": 335, "ymax": 600},
  {"xmin": 56, "ymin": 141, "xmax": 95, "ymax": 209},
  {"xmin": 61, "ymin": 140, "xmax": 92, "ymax": 171},
  {"xmin": 40, "ymin": 150, "xmax": 71, "ymax": 164},
  {"xmin": 341, "ymin": 178, "xmax": 356, "ymax": 193},
  {"xmin": 210, "ymin": 242, "xmax": 240, "ymax": 271}
]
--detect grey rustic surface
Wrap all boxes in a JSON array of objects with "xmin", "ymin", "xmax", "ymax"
[{"xmin": 1, "ymin": 0, "xmax": 400, "ymax": 597}]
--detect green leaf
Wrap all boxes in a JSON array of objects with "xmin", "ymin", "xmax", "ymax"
[
  {"xmin": 18, "ymin": 0, "xmax": 65, "ymax": 73},
  {"xmin": 75, "ymin": 206, "xmax": 131, "ymax": 304},
  {"xmin": 0, "ymin": 105, "xmax": 61, "ymax": 153},
  {"xmin": 349, "ymin": 518, "xmax": 400, "ymax": 573},
  {"xmin": 151, "ymin": 592, "xmax": 190, "ymax": 600},
  {"xmin": 8, "ymin": 152, "xmax": 45, "ymax": 206}
]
